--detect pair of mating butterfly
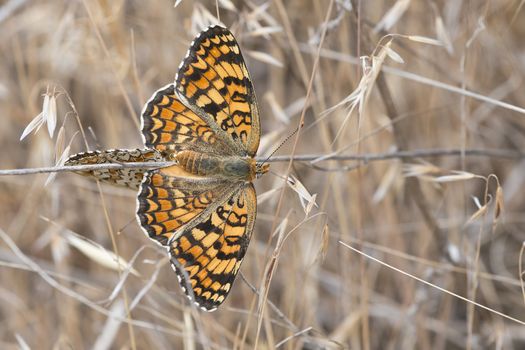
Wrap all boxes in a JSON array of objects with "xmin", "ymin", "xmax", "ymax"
[{"xmin": 66, "ymin": 26, "xmax": 268, "ymax": 311}]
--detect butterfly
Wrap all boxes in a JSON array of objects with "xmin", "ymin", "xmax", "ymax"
[{"xmin": 66, "ymin": 25, "xmax": 268, "ymax": 311}]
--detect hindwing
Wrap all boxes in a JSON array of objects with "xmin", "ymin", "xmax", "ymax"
[
  {"xmin": 136, "ymin": 166, "xmax": 231, "ymax": 246},
  {"xmin": 168, "ymin": 183, "xmax": 256, "ymax": 311}
]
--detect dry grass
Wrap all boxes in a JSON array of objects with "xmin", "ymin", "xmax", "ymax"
[{"xmin": 1, "ymin": 0, "xmax": 525, "ymax": 348}]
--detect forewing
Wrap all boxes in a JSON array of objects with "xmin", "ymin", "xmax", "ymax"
[
  {"xmin": 176, "ymin": 26, "xmax": 260, "ymax": 157},
  {"xmin": 65, "ymin": 149, "xmax": 163, "ymax": 190},
  {"xmin": 136, "ymin": 166, "xmax": 230, "ymax": 246},
  {"xmin": 141, "ymin": 84, "xmax": 235, "ymax": 155},
  {"xmin": 169, "ymin": 183, "xmax": 257, "ymax": 311}
]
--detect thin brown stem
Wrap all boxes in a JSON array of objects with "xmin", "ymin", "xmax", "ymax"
[{"xmin": 0, "ymin": 148, "xmax": 521, "ymax": 177}]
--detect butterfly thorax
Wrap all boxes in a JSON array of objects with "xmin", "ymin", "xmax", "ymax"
[{"xmin": 175, "ymin": 150, "xmax": 268, "ymax": 181}]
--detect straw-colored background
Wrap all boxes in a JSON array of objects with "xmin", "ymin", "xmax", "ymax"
[{"xmin": 1, "ymin": 0, "xmax": 524, "ymax": 349}]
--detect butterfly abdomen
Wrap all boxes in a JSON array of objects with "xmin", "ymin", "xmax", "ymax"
[
  {"xmin": 176, "ymin": 150, "xmax": 255, "ymax": 181},
  {"xmin": 176, "ymin": 150, "xmax": 218, "ymax": 176}
]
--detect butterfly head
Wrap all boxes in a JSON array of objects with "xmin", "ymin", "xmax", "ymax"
[{"xmin": 255, "ymin": 162, "xmax": 270, "ymax": 179}]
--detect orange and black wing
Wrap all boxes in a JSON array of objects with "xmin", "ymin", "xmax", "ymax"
[
  {"xmin": 141, "ymin": 84, "xmax": 236, "ymax": 155},
  {"xmin": 136, "ymin": 166, "xmax": 231, "ymax": 246},
  {"xmin": 175, "ymin": 25, "xmax": 260, "ymax": 157},
  {"xmin": 169, "ymin": 183, "xmax": 257, "ymax": 311}
]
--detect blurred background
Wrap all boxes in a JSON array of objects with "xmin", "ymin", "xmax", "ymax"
[{"xmin": 1, "ymin": 0, "xmax": 525, "ymax": 348}]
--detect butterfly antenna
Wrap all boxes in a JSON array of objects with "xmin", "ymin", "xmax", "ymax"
[{"xmin": 260, "ymin": 125, "xmax": 301, "ymax": 165}]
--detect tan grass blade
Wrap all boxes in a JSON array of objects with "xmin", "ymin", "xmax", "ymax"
[
  {"xmin": 46, "ymin": 93, "xmax": 57, "ymax": 138},
  {"xmin": 218, "ymin": 0, "xmax": 237, "ymax": 12},
  {"xmin": 64, "ymin": 231, "xmax": 139, "ymax": 276},
  {"xmin": 247, "ymin": 26, "xmax": 282, "ymax": 37},
  {"xmin": 435, "ymin": 15, "xmax": 453, "ymax": 54},
  {"xmin": 19, "ymin": 110, "xmax": 45, "ymax": 141},
  {"xmin": 15, "ymin": 334, "xmax": 30, "ymax": 350},
  {"xmin": 494, "ymin": 185, "xmax": 504, "ymax": 222},
  {"xmin": 323, "ymin": 40, "xmax": 393, "ymax": 144},
  {"xmin": 105, "ymin": 247, "xmax": 149, "ymax": 304},
  {"xmin": 264, "ymin": 92, "xmax": 289, "ymax": 124},
  {"xmin": 287, "ymin": 175, "xmax": 318, "ymax": 215},
  {"xmin": 246, "ymin": 50, "xmax": 284, "ymax": 67},
  {"xmin": 313, "ymin": 223, "xmax": 330, "ymax": 264},
  {"xmin": 20, "ymin": 91, "xmax": 58, "ymax": 140},
  {"xmin": 433, "ymin": 171, "xmax": 478, "ymax": 183},
  {"xmin": 385, "ymin": 46, "xmax": 404, "ymax": 64},
  {"xmin": 191, "ymin": 4, "xmax": 223, "ymax": 33},
  {"xmin": 374, "ymin": 0, "xmax": 411, "ymax": 32},
  {"xmin": 406, "ymin": 35, "xmax": 444, "ymax": 46},
  {"xmin": 403, "ymin": 163, "xmax": 442, "ymax": 178},
  {"xmin": 92, "ymin": 300, "xmax": 126, "ymax": 350},
  {"xmin": 45, "ymin": 130, "xmax": 78, "ymax": 186},
  {"xmin": 465, "ymin": 199, "xmax": 489, "ymax": 225},
  {"xmin": 373, "ymin": 161, "xmax": 401, "ymax": 204},
  {"xmin": 257, "ymin": 186, "xmax": 282, "ymax": 205},
  {"xmin": 258, "ymin": 215, "xmax": 288, "ymax": 315}
]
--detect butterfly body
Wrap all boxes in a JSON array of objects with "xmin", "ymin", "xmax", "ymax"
[
  {"xmin": 67, "ymin": 25, "xmax": 267, "ymax": 311},
  {"xmin": 175, "ymin": 150, "xmax": 265, "ymax": 181}
]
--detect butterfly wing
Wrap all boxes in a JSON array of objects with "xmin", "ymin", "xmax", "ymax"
[
  {"xmin": 169, "ymin": 183, "xmax": 256, "ymax": 311},
  {"xmin": 141, "ymin": 84, "xmax": 236, "ymax": 155},
  {"xmin": 175, "ymin": 25, "xmax": 260, "ymax": 157},
  {"xmin": 136, "ymin": 165, "xmax": 234, "ymax": 246},
  {"xmin": 65, "ymin": 149, "xmax": 163, "ymax": 190}
]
